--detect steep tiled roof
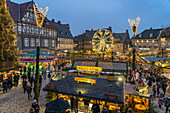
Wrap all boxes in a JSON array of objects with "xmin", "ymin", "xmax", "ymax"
[
  {"xmin": 20, "ymin": 1, "xmax": 32, "ymax": 20},
  {"xmin": 135, "ymin": 28, "xmax": 163, "ymax": 39},
  {"xmin": 52, "ymin": 22, "xmax": 73, "ymax": 39},
  {"xmin": 7, "ymin": 1, "xmax": 58, "ymax": 30},
  {"xmin": 43, "ymin": 75, "xmax": 124, "ymax": 104},
  {"xmin": 43, "ymin": 19, "xmax": 58, "ymax": 29},
  {"xmin": 113, "ymin": 32, "xmax": 130, "ymax": 43},
  {"xmin": 74, "ymin": 29, "xmax": 130, "ymax": 44},
  {"xmin": 6, "ymin": 1, "xmax": 19, "ymax": 21}
]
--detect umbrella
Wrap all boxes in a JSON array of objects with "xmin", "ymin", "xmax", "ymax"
[{"xmin": 45, "ymin": 99, "xmax": 70, "ymax": 113}]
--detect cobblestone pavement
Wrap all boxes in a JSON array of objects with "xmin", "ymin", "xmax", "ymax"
[
  {"xmin": 151, "ymin": 91, "xmax": 170, "ymax": 113},
  {"xmin": 0, "ymin": 76, "xmax": 51, "ymax": 113}
]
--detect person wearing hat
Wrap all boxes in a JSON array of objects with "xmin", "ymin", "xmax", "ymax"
[
  {"xmin": 29, "ymin": 107, "xmax": 35, "ymax": 113},
  {"xmin": 32, "ymin": 100, "xmax": 39, "ymax": 113}
]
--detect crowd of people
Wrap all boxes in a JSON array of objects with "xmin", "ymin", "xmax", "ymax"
[{"xmin": 128, "ymin": 64, "xmax": 170, "ymax": 113}]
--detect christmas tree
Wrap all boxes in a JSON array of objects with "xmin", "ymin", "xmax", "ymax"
[{"xmin": 0, "ymin": 0, "xmax": 20, "ymax": 69}]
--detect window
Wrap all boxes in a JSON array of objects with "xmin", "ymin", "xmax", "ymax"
[
  {"xmin": 150, "ymin": 33, "xmax": 153, "ymax": 37},
  {"xmin": 52, "ymin": 40, "xmax": 55, "ymax": 47},
  {"xmin": 26, "ymin": 26, "xmax": 29, "ymax": 33},
  {"xmin": 31, "ymin": 27, "xmax": 34, "ymax": 33},
  {"xmin": 24, "ymin": 38, "xmax": 29, "ymax": 47},
  {"xmin": 139, "ymin": 34, "xmax": 142, "ymax": 38},
  {"xmin": 31, "ymin": 38, "xmax": 35, "ymax": 47},
  {"xmin": 36, "ymin": 39, "xmax": 40, "ymax": 46},
  {"xmin": 36, "ymin": 27, "xmax": 39, "ymax": 34},
  {"xmin": 59, "ymin": 31, "xmax": 63, "ymax": 34},
  {"xmin": 152, "ymin": 40, "xmax": 154, "ymax": 43},
  {"xmin": 44, "ymin": 39, "xmax": 48, "ymax": 47},
  {"xmin": 65, "ymin": 32, "xmax": 68, "ymax": 35}
]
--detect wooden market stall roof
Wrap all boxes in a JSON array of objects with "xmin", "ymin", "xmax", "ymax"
[
  {"xmin": 43, "ymin": 75, "xmax": 124, "ymax": 104},
  {"xmin": 70, "ymin": 59, "xmax": 128, "ymax": 73}
]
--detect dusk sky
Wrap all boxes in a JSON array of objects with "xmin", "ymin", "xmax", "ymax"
[{"xmin": 13, "ymin": 0, "xmax": 170, "ymax": 37}]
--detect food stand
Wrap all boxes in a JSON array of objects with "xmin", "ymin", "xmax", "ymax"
[
  {"xmin": 43, "ymin": 75, "xmax": 125, "ymax": 113},
  {"xmin": 125, "ymin": 83, "xmax": 150, "ymax": 112}
]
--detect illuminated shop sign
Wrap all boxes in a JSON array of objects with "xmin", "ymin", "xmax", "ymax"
[
  {"xmin": 76, "ymin": 66, "xmax": 102, "ymax": 72},
  {"xmin": 74, "ymin": 77, "xmax": 96, "ymax": 85}
]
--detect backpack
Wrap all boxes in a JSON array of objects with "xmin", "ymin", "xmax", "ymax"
[{"xmin": 164, "ymin": 99, "xmax": 170, "ymax": 107}]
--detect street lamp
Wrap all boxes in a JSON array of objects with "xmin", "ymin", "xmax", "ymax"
[
  {"xmin": 33, "ymin": 3, "xmax": 48, "ymax": 101},
  {"xmin": 128, "ymin": 17, "xmax": 140, "ymax": 80}
]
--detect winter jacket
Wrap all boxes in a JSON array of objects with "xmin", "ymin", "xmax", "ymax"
[{"xmin": 26, "ymin": 86, "xmax": 32, "ymax": 94}]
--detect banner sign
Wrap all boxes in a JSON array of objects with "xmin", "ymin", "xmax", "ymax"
[
  {"xmin": 74, "ymin": 77, "xmax": 96, "ymax": 85},
  {"xmin": 76, "ymin": 66, "xmax": 102, "ymax": 72}
]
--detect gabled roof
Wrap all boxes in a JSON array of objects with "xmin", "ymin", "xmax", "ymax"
[
  {"xmin": 135, "ymin": 28, "xmax": 163, "ymax": 39},
  {"xmin": 113, "ymin": 32, "xmax": 130, "ymax": 43},
  {"xmin": 74, "ymin": 28, "xmax": 130, "ymax": 44},
  {"xmin": 20, "ymin": 1, "xmax": 32, "ymax": 20},
  {"xmin": 159, "ymin": 26, "xmax": 170, "ymax": 38},
  {"xmin": 52, "ymin": 22, "xmax": 73, "ymax": 39},
  {"xmin": 6, "ymin": 1, "xmax": 19, "ymax": 21},
  {"xmin": 7, "ymin": 1, "xmax": 58, "ymax": 30}
]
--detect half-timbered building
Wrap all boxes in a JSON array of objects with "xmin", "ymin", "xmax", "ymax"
[{"xmin": 7, "ymin": 0, "xmax": 74, "ymax": 54}]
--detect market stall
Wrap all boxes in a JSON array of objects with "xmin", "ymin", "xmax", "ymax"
[
  {"xmin": 20, "ymin": 50, "xmax": 58, "ymax": 74},
  {"xmin": 43, "ymin": 75, "xmax": 125, "ymax": 113}
]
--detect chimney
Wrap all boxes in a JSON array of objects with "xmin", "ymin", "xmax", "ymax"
[
  {"xmin": 58, "ymin": 21, "xmax": 61, "ymax": 25},
  {"xmin": 86, "ymin": 30, "xmax": 89, "ymax": 33},
  {"xmin": 150, "ymin": 27, "xmax": 152, "ymax": 30},
  {"xmin": 126, "ymin": 29, "xmax": 128, "ymax": 33},
  {"xmin": 91, "ymin": 29, "xmax": 93, "ymax": 31},
  {"xmin": 52, "ymin": 19, "xmax": 55, "ymax": 23},
  {"xmin": 109, "ymin": 26, "xmax": 112, "ymax": 32}
]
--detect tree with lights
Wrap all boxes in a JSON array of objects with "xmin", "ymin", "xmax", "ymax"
[{"xmin": 0, "ymin": 0, "xmax": 20, "ymax": 69}]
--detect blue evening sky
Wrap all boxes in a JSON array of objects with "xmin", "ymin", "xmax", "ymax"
[{"xmin": 12, "ymin": 0, "xmax": 170, "ymax": 37}]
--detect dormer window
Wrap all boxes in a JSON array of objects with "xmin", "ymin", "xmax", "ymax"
[
  {"xmin": 150, "ymin": 33, "xmax": 153, "ymax": 37},
  {"xmin": 65, "ymin": 32, "xmax": 68, "ymax": 35},
  {"xmin": 46, "ymin": 22, "xmax": 49, "ymax": 25},
  {"xmin": 139, "ymin": 34, "xmax": 142, "ymax": 38},
  {"xmin": 59, "ymin": 31, "xmax": 63, "ymax": 34}
]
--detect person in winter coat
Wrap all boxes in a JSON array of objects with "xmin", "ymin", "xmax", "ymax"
[
  {"xmin": 162, "ymin": 81, "xmax": 167, "ymax": 96},
  {"xmin": 158, "ymin": 91, "xmax": 164, "ymax": 108},
  {"xmin": 26, "ymin": 84, "xmax": 32, "ymax": 99},
  {"xmin": 14, "ymin": 74, "xmax": 19, "ymax": 87},
  {"xmin": 22, "ymin": 74, "xmax": 27, "ymax": 80},
  {"xmin": 3, "ymin": 79, "xmax": 8, "ymax": 93},
  {"xmin": 32, "ymin": 100, "xmax": 40, "ymax": 113},
  {"xmin": 164, "ymin": 97, "xmax": 170, "ymax": 113},
  {"xmin": 39, "ymin": 74, "xmax": 42, "ymax": 86},
  {"xmin": 152, "ymin": 81, "xmax": 157, "ymax": 98},
  {"xmin": 7, "ymin": 76, "xmax": 12, "ymax": 90},
  {"xmin": 48, "ymin": 72, "xmax": 51, "ymax": 81},
  {"xmin": 28, "ymin": 70, "xmax": 31, "ymax": 82},
  {"xmin": 30, "ymin": 75, "xmax": 34, "ymax": 86},
  {"xmin": 29, "ymin": 107, "xmax": 35, "ymax": 113},
  {"xmin": 92, "ymin": 101, "xmax": 100, "ymax": 113},
  {"xmin": 156, "ymin": 80, "xmax": 161, "ymax": 96},
  {"xmin": 22, "ymin": 79, "xmax": 27, "ymax": 93}
]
